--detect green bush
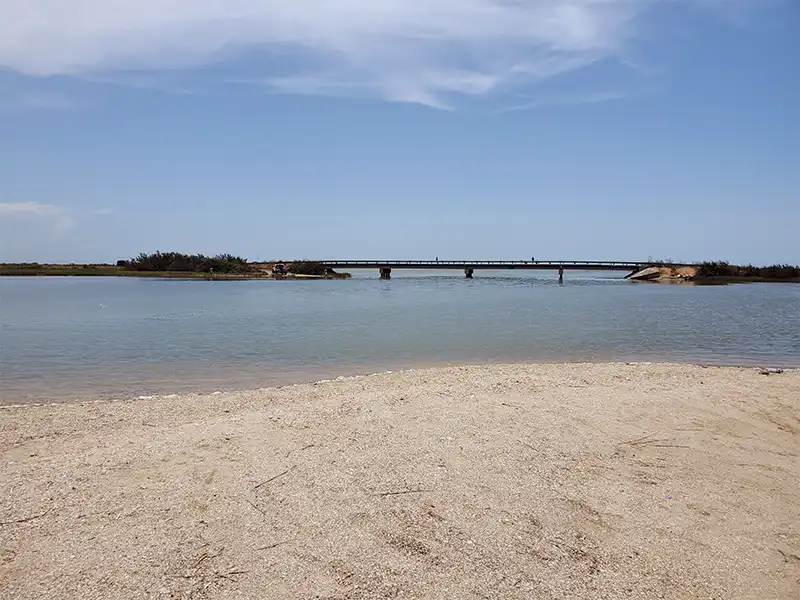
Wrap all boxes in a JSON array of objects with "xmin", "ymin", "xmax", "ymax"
[
  {"xmin": 697, "ymin": 261, "xmax": 734, "ymax": 277},
  {"xmin": 646, "ymin": 258, "xmax": 674, "ymax": 267},
  {"xmin": 760, "ymin": 264, "xmax": 799, "ymax": 279},
  {"xmin": 288, "ymin": 261, "xmax": 327, "ymax": 276},
  {"xmin": 697, "ymin": 261, "xmax": 799, "ymax": 280},
  {"xmin": 128, "ymin": 252, "xmax": 251, "ymax": 274}
]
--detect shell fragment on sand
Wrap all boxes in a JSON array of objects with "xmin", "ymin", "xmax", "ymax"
[{"xmin": 759, "ymin": 367, "xmax": 784, "ymax": 375}]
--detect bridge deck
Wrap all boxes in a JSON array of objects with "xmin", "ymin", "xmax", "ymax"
[{"xmin": 322, "ymin": 260, "xmax": 679, "ymax": 271}]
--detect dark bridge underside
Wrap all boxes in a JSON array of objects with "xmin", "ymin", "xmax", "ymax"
[{"xmin": 321, "ymin": 261, "xmax": 684, "ymax": 271}]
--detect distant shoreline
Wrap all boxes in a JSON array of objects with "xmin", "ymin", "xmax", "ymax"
[
  {"xmin": 0, "ymin": 264, "xmax": 351, "ymax": 280},
  {"xmin": 3, "ymin": 263, "xmax": 798, "ymax": 283},
  {"xmin": 627, "ymin": 264, "xmax": 800, "ymax": 284}
]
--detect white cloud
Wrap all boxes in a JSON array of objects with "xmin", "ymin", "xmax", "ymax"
[
  {"xmin": 92, "ymin": 207, "xmax": 115, "ymax": 216},
  {"xmin": 0, "ymin": 0, "xmax": 765, "ymax": 108},
  {"xmin": 498, "ymin": 89, "xmax": 626, "ymax": 112},
  {"xmin": 0, "ymin": 202, "xmax": 63, "ymax": 216},
  {"xmin": 54, "ymin": 215, "xmax": 76, "ymax": 231},
  {"xmin": 0, "ymin": 202, "xmax": 76, "ymax": 231},
  {"xmin": 0, "ymin": 91, "xmax": 76, "ymax": 112}
]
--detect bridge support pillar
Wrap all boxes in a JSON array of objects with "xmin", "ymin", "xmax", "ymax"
[
  {"xmin": 558, "ymin": 266, "xmax": 564, "ymax": 282},
  {"xmin": 465, "ymin": 268, "xmax": 474, "ymax": 279},
  {"xmin": 379, "ymin": 267, "xmax": 392, "ymax": 280}
]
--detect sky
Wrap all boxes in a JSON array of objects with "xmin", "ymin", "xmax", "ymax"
[{"xmin": 0, "ymin": 0, "xmax": 798, "ymax": 265}]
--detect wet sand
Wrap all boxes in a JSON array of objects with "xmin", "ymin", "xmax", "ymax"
[{"xmin": 1, "ymin": 363, "xmax": 798, "ymax": 599}]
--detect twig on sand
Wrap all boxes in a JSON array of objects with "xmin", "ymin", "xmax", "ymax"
[
  {"xmin": 192, "ymin": 553, "xmax": 211, "ymax": 569},
  {"xmin": 622, "ymin": 433, "xmax": 657, "ymax": 445},
  {"xmin": 651, "ymin": 444, "xmax": 690, "ymax": 448},
  {"xmin": 218, "ymin": 569, "xmax": 248, "ymax": 581},
  {"xmin": 778, "ymin": 549, "xmax": 800, "ymax": 563},
  {"xmin": 253, "ymin": 466, "xmax": 295, "ymax": 490},
  {"xmin": 191, "ymin": 547, "xmax": 224, "ymax": 570},
  {"xmin": 519, "ymin": 440, "xmax": 537, "ymax": 452},
  {"xmin": 245, "ymin": 499, "xmax": 269, "ymax": 519},
  {"xmin": 375, "ymin": 488, "xmax": 432, "ymax": 498},
  {"xmin": 256, "ymin": 540, "xmax": 292, "ymax": 551},
  {"xmin": 621, "ymin": 434, "xmax": 684, "ymax": 448},
  {"xmin": 0, "ymin": 507, "xmax": 51, "ymax": 526},
  {"xmin": 285, "ymin": 444, "xmax": 315, "ymax": 458}
]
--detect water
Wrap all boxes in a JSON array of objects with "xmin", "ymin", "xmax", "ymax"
[{"xmin": 1, "ymin": 271, "xmax": 798, "ymax": 403}]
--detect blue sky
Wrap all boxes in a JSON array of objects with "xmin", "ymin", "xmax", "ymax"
[{"xmin": 0, "ymin": 0, "xmax": 797, "ymax": 265}]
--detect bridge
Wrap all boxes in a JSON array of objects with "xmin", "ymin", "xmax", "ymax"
[{"xmin": 321, "ymin": 260, "xmax": 693, "ymax": 280}]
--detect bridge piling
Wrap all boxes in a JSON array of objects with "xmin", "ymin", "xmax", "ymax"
[{"xmin": 379, "ymin": 268, "xmax": 392, "ymax": 280}]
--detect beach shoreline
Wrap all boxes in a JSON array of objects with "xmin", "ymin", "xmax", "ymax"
[
  {"xmin": 4, "ymin": 358, "xmax": 799, "ymax": 408},
  {"xmin": 1, "ymin": 362, "xmax": 798, "ymax": 599}
]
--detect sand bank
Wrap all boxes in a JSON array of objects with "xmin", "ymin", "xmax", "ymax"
[{"xmin": 1, "ymin": 363, "xmax": 798, "ymax": 599}]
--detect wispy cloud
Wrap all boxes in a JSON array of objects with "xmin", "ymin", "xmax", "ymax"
[
  {"xmin": 0, "ymin": 202, "xmax": 76, "ymax": 231},
  {"xmin": 0, "ymin": 91, "xmax": 77, "ymax": 112},
  {"xmin": 498, "ymin": 90, "xmax": 627, "ymax": 112},
  {"xmin": 78, "ymin": 73, "xmax": 199, "ymax": 96},
  {"xmin": 92, "ymin": 207, "xmax": 115, "ymax": 216},
  {"xmin": 0, "ymin": 0, "xmax": 767, "ymax": 109},
  {"xmin": 0, "ymin": 202, "xmax": 64, "ymax": 217}
]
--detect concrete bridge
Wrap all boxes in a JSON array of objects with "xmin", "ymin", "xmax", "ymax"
[{"xmin": 321, "ymin": 260, "xmax": 693, "ymax": 280}]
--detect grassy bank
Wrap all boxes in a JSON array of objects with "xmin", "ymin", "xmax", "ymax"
[
  {"xmin": 693, "ymin": 261, "xmax": 800, "ymax": 283},
  {"xmin": 2, "ymin": 254, "xmax": 352, "ymax": 279},
  {"xmin": 0, "ymin": 262, "xmax": 350, "ymax": 280},
  {"xmin": 0, "ymin": 264, "xmax": 251, "ymax": 278},
  {"xmin": 631, "ymin": 261, "xmax": 800, "ymax": 284}
]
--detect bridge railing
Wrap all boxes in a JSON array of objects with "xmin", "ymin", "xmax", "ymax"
[{"xmin": 320, "ymin": 260, "xmax": 653, "ymax": 266}]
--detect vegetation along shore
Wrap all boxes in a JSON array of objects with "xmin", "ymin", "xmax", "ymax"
[
  {"xmin": 0, "ymin": 253, "xmax": 350, "ymax": 280},
  {"xmin": 617, "ymin": 261, "xmax": 798, "ymax": 283},
  {"xmin": 1, "ymin": 254, "xmax": 797, "ymax": 283}
]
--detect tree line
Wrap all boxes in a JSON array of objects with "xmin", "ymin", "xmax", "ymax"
[
  {"xmin": 696, "ymin": 261, "xmax": 799, "ymax": 280},
  {"xmin": 121, "ymin": 252, "xmax": 251, "ymax": 274}
]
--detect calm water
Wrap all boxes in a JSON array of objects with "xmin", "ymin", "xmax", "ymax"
[{"xmin": 1, "ymin": 272, "xmax": 798, "ymax": 403}]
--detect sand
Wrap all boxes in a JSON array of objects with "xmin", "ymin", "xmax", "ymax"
[{"xmin": 1, "ymin": 363, "xmax": 798, "ymax": 599}]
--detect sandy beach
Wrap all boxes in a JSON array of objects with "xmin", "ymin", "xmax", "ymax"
[{"xmin": 1, "ymin": 363, "xmax": 798, "ymax": 599}]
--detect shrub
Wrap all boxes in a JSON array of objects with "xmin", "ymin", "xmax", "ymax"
[
  {"xmin": 696, "ymin": 261, "xmax": 734, "ymax": 277},
  {"xmin": 696, "ymin": 261, "xmax": 799, "ymax": 279},
  {"xmin": 288, "ymin": 261, "xmax": 327, "ymax": 276},
  {"xmin": 760, "ymin": 264, "xmax": 799, "ymax": 279},
  {"xmin": 128, "ymin": 252, "xmax": 251, "ymax": 274},
  {"xmin": 646, "ymin": 257, "xmax": 674, "ymax": 267}
]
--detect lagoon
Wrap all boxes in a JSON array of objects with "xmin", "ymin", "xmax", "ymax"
[{"xmin": 1, "ymin": 271, "xmax": 798, "ymax": 403}]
